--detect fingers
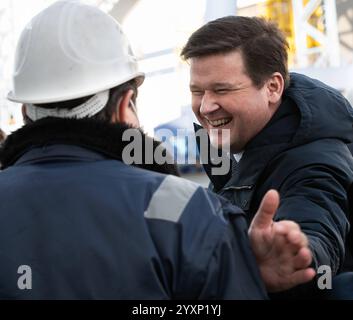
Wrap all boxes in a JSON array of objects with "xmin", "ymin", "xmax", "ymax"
[
  {"xmin": 268, "ymin": 267, "xmax": 316, "ymax": 292},
  {"xmin": 273, "ymin": 221, "xmax": 309, "ymax": 252},
  {"xmin": 287, "ymin": 229, "xmax": 309, "ymax": 248},
  {"xmin": 273, "ymin": 239, "xmax": 312, "ymax": 273},
  {"xmin": 258, "ymin": 228, "xmax": 315, "ymax": 292},
  {"xmin": 270, "ymin": 229, "xmax": 312, "ymax": 275},
  {"xmin": 293, "ymin": 247, "xmax": 313, "ymax": 270},
  {"xmin": 286, "ymin": 268, "xmax": 316, "ymax": 290},
  {"xmin": 273, "ymin": 220, "xmax": 300, "ymax": 235},
  {"xmin": 251, "ymin": 189, "xmax": 280, "ymax": 229}
]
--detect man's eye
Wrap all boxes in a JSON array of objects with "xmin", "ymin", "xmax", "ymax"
[
  {"xmin": 191, "ymin": 91, "xmax": 204, "ymax": 96},
  {"xmin": 215, "ymin": 89, "xmax": 229, "ymax": 94}
]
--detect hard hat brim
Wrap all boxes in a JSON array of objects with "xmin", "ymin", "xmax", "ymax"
[{"xmin": 7, "ymin": 73, "xmax": 145, "ymax": 104}]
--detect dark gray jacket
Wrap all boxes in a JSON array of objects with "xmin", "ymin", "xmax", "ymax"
[
  {"xmin": 0, "ymin": 118, "xmax": 267, "ymax": 299},
  {"xmin": 198, "ymin": 73, "xmax": 353, "ymax": 291}
]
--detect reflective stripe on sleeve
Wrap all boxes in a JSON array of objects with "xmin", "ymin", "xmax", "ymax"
[{"xmin": 144, "ymin": 175, "xmax": 199, "ymax": 223}]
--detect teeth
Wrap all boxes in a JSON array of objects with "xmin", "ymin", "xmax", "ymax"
[{"xmin": 208, "ymin": 118, "xmax": 231, "ymax": 127}]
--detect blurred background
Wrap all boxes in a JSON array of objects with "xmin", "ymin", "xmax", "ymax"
[{"xmin": 0, "ymin": 0, "xmax": 352, "ymax": 185}]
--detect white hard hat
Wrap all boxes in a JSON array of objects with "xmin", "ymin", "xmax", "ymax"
[{"xmin": 7, "ymin": 0, "xmax": 145, "ymax": 104}]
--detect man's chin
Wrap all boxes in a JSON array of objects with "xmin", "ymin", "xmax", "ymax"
[
  {"xmin": 209, "ymin": 141, "xmax": 233, "ymax": 154},
  {"xmin": 209, "ymin": 131, "xmax": 231, "ymax": 152}
]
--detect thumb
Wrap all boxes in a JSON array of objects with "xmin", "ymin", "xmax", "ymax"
[{"xmin": 251, "ymin": 189, "xmax": 280, "ymax": 229}]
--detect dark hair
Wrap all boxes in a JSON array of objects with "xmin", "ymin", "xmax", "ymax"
[
  {"xmin": 180, "ymin": 16, "xmax": 289, "ymax": 89},
  {"xmin": 24, "ymin": 80, "xmax": 138, "ymax": 124}
]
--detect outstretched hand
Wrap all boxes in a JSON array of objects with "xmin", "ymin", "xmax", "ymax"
[{"xmin": 248, "ymin": 190, "xmax": 316, "ymax": 292}]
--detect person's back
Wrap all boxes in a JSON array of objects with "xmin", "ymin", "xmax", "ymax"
[{"xmin": 0, "ymin": 122, "xmax": 267, "ymax": 299}]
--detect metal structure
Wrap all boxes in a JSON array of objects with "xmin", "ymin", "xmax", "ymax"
[
  {"xmin": 264, "ymin": 0, "xmax": 340, "ymax": 68},
  {"xmin": 261, "ymin": 0, "xmax": 351, "ymax": 91},
  {"xmin": 291, "ymin": 0, "xmax": 341, "ymax": 67}
]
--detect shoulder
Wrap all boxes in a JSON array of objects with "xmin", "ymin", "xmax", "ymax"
[
  {"xmin": 262, "ymin": 140, "xmax": 353, "ymax": 190},
  {"xmin": 273, "ymin": 139, "xmax": 353, "ymax": 170},
  {"xmin": 145, "ymin": 174, "xmax": 243, "ymax": 225}
]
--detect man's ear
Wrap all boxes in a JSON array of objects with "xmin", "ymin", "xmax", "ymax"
[
  {"xmin": 111, "ymin": 89, "xmax": 140, "ymax": 127},
  {"xmin": 21, "ymin": 104, "xmax": 26, "ymax": 119},
  {"xmin": 21, "ymin": 104, "xmax": 31, "ymax": 124},
  {"xmin": 266, "ymin": 72, "xmax": 284, "ymax": 107}
]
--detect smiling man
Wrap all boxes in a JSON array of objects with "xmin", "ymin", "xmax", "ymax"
[
  {"xmin": 189, "ymin": 50, "xmax": 280, "ymax": 153},
  {"xmin": 181, "ymin": 16, "xmax": 353, "ymax": 298}
]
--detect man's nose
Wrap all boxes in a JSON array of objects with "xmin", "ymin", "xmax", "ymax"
[{"xmin": 200, "ymin": 92, "xmax": 220, "ymax": 115}]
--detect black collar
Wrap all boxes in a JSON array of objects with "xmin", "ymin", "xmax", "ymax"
[{"xmin": 0, "ymin": 117, "xmax": 179, "ymax": 176}]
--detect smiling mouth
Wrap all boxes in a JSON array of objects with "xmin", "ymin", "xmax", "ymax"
[{"xmin": 206, "ymin": 118, "xmax": 232, "ymax": 128}]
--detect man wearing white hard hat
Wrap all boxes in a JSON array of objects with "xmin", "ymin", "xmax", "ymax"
[{"xmin": 0, "ymin": 1, "xmax": 314, "ymax": 299}]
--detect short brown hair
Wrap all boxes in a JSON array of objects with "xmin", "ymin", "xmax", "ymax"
[{"xmin": 181, "ymin": 16, "xmax": 290, "ymax": 89}]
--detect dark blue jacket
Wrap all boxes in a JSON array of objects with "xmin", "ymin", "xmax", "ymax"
[
  {"xmin": 198, "ymin": 73, "xmax": 353, "ymax": 283},
  {"xmin": 0, "ymin": 119, "xmax": 267, "ymax": 299}
]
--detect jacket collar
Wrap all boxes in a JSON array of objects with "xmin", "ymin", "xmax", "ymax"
[{"xmin": 0, "ymin": 117, "xmax": 179, "ymax": 176}]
